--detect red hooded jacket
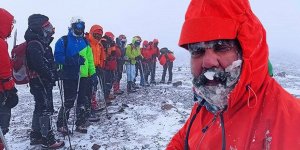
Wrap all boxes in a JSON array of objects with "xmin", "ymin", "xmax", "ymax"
[
  {"xmin": 167, "ymin": 0, "xmax": 300, "ymax": 149},
  {"xmin": 0, "ymin": 8, "xmax": 15, "ymax": 92}
]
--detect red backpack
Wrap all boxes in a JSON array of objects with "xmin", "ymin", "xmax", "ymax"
[{"xmin": 11, "ymin": 41, "xmax": 39, "ymax": 84}]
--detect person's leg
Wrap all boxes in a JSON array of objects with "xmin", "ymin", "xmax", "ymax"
[
  {"xmin": 0, "ymin": 92, "xmax": 11, "ymax": 135},
  {"xmin": 161, "ymin": 64, "xmax": 167, "ymax": 83},
  {"xmin": 57, "ymin": 79, "xmax": 77, "ymax": 133},
  {"xmin": 168, "ymin": 62, "xmax": 173, "ymax": 83},
  {"xmin": 75, "ymin": 77, "xmax": 89, "ymax": 133},
  {"xmin": 150, "ymin": 61, "xmax": 156, "ymax": 83},
  {"xmin": 29, "ymin": 79, "xmax": 45, "ymax": 145}
]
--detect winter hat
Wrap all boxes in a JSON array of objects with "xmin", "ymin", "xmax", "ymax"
[
  {"xmin": 153, "ymin": 39, "xmax": 159, "ymax": 44},
  {"xmin": 0, "ymin": 8, "xmax": 14, "ymax": 38},
  {"xmin": 28, "ymin": 14, "xmax": 49, "ymax": 34},
  {"xmin": 143, "ymin": 40, "xmax": 149, "ymax": 47},
  {"xmin": 105, "ymin": 32, "xmax": 114, "ymax": 40}
]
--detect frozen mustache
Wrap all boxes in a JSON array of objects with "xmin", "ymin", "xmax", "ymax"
[{"xmin": 192, "ymin": 68, "xmax": 230, "ymax": 87}]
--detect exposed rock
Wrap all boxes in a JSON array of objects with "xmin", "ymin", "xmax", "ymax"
[
  {"xmin": 173, "ymin": 81, "xmax": 183, "ymax": 87},
  {"xmin": 91, "ymin": 144, "xmax": 101, "ymax": 150}
]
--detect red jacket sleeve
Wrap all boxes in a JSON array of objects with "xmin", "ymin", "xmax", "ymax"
[
  {"xmin": 0, "ymin": 39, "xmax": 15, "ymax": 91},
  {"xmin": 167, "ymin": 104, "xmax": 198, "ymax": 149}
]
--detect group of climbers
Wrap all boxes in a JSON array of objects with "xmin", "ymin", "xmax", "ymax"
[{"xmin": 0, "ymin": 8, "xmax": 175, "ymax": 149}]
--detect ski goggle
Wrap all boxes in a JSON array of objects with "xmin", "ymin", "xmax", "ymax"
[
  {"xmin": 93, "ymin": 33, "xmax": 102, "ymax": 40},
  {"xmin": 187, "ymin": 40, "xmax": 239, "ymax": 57},
  {"xmin": 135, "ymin": 40, "xmax": 141, "ymax": 46},
  {"xmin": 72, "ymin": 22, "xmax": 85, "ymax": 30},
  {"xmin": 42, "ymin": 21, "xmax": 55, "ymax": 35}
]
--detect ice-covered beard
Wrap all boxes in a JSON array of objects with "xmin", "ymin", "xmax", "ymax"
[{"xmin": 193, "ymin": 59, "xmax": 242, "ymax": 111}]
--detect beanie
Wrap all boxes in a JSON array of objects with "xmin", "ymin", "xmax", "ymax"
[{"xmin": 28, "ymin": 14, "xmax": 49, "ymax": 33}]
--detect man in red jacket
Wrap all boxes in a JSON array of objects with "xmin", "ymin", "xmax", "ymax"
[
  {"xmin": 0, "ymin": 8, "xmax": 18, "ymax": 150},
  {"xmin": 167, "ymin": 0, "xmax": 300, "ymax": 149}
]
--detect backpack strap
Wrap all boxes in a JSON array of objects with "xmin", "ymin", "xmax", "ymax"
[{"xmin": 62, "ymin": 35, "xmax": 68, "ymax": 55}]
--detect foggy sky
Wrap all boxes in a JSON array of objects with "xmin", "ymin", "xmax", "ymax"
[{"xmin": 1, "ymin": 0, "xmax": 299, "ymax": 65}]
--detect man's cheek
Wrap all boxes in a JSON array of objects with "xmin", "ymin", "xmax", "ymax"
[{"xmin": 191, "ymin": 62, "xmax": 201, "ymax": 78}]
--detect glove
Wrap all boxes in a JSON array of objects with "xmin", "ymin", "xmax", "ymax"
[
  {"xmin": 65, "ymin": 54, "xmax": 85, "ymax": 66},
  {"xmin": 78, "ymin": 55, "xmax": 85, "ymax": 65},
  {"xmin": 152, "ymin": 54, "xmax": 157, "ymax": 59},
  {"xmin": 0, "ymin": 87, "xmax": 19, "ymax": 108},
  {"xmin": 1, "ymin": 77, "xmax": 14, "ymax": 91},
  {"xmin": 91, "ymin": 74, "xmax": 98, "ymax": 90},
  {"xmin": 135, "ymin": 55, "xmax": 143, "ymax": 61},
  {"xmin": 48, "ymin": 72, "xmax": 57, "ymax": 87}
]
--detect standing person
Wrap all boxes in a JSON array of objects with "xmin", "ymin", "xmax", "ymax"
[
  {"xmin": 113, "ymin": 35, "xmax": 127, "ymax": 95},
  {"xmin": 55, "ymin": 17, "xmax": 96, "ymax": 134},
  {"xmin": 140, "ymin": 40, "xmax": 152, "ymax": 86},
  {"xmin": 100, "ymin": 32, "xmax": 118, "ymax": 103},
  {"xmin": 85, "ymin": 25, "xmax": 104, "ymax": 122},
  {"xmin": 158, "ymin": 48, "xmax": 175, "ymax": 84},
  {"xmin": 134, "ymin": 41, "xmax": 144, "ymax": 87},
  {"xmin": 0, "ymin": 8, "xmax": 18, "ymax": 150},
  {"xmin": 149, "ymin": 39, "xmax": 160, "ymax": 84},
  {"xmin": 25, "ymin": 14, "xmax": 64, "ymax": 148},
  {"xmin": 167, "ymin": 0, "xmax": 300, "ymax": 149},
  {"xmin": 125, "ymin": 36, "xmax": 142, "ymax": 93}
]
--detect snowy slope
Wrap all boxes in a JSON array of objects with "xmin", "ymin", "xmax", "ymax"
[{"xmin": 4, "ymin": 62, "xmax": 300, "ymax": 150}]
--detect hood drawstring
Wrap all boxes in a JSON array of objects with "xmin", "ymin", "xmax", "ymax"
[
  {"xmin": 184, "ymin": 100, "xmax": 205, "ymax": 150},
  {"xmin": 220, "ymin": 111, "xmax": 226, "ymax": 150},
  {"xmin": 246, "ymin": 85, "xmax": 257, "ymax": 108}
]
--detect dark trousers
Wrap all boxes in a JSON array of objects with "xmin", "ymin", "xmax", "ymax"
[
  {"xmin": 29, "ymin": 78, "xmax": 54, "ymax": 133},
  {"xmin": 116, "ymin": 60, "xmax": 124, "ymax": 82},
  {"xmin": 143, "ymin": 61, "xmax": 151, "ymax": 83},
  {"xmin": 135, "ymin": 61, "xmax": 145, "ymax": 85},
  {"xmin": 99, "ymin": 69, "xmax": 114, "ymax": 99},
  {"xmin": 162, "ymin": 62, "xmax": 173, "ymax": 82},
  {"xmin": 57, "ymin": 77, "xmax": 89, "ymax": 127},
  {"xmin": 0, "ymin": 93, "xmax": 11, "ymax": 135},
  {"xmin": 150, "ymin": 61, "xmax": 157, "ymax": 82}
]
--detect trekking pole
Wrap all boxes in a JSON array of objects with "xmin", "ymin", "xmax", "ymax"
[
  {"xmin": 98, "ymin": 72, "xmax": 111, "ymax": 119},
  {"xmin": 57, "ymin": 79, "xmax": 72, "ymax": 149},
  {"xmin": 71, "ymin": 74, "xmax": 81, "ymax": 133},
  {"xmin": 0, "ymin": 127, "xmax": 9, "ymax": 150}
]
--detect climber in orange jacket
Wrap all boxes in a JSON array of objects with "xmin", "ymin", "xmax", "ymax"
[{"xmin": 167, "ymin": 0, "xmax": 300, "ymax": 149}]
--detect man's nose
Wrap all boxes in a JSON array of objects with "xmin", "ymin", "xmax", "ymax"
[{"xmin": 202, "ymin": 49, "xmax": 219, "ymax": 69}]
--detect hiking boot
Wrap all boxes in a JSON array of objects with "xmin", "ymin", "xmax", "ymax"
[
  {"xmin": 127, "ymin": 81, "xmax": 137, "ymax": 93},
  {"xmin": 88, "ymin": 112, "xmax": 100, "ymax": 122},
  {"xmin": 75, "ymin": 125, "xmax": 88, "ymax": 133},
  {"xmin": 114, "ymin": 90, "xmax": 124, "ymax": 95},
  {"xmin": 167, "ymin": 81, "xmax": 172, "ymax": 84},
  {"xmin": 30, "ymin": 131, "xmax": 42, "ymax": 145},
  {"xmin": 108, "ymin": 94, "xmax": 116, "ymax": 100},
  {"xmin": 150, "ymin": 80, "xmax": 156, "ymax": 84},
  {"xmin": 132, "ymin": 82, "xmax": 140, "ymax": 89},
  {"xmin": 145, "ymin": 82, "xmax": 150, "ymax": 87},
  {"xmin": 92, "ymin": 103, "xmax": 104, "ymax": 112},
  {"xmin": 41, "ymin": 131, "xmax": 65, "ymax": 149},
  {"xmin": 160, "ymin": 80, "xmax": 165, "ymax": 84},
  {"xmin": 105, "ymin": 98, "xmax": 113, "ymax": 106},
  {"xmin": 57, "ymin": 127, "xmax": 71, "ymax": 136}
]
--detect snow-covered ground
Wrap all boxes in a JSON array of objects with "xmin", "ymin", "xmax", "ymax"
[{"xmin": 5, "ymin": 62, "xmax": 300, "ymax": 150}]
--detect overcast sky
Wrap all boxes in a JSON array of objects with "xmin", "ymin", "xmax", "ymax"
[{"xmin": 1, "ymin": 0, "xmax": 299, "ymax": 64}]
